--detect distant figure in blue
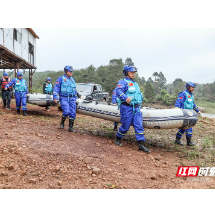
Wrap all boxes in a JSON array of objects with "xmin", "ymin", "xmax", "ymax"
[
  {"xmin": 53, "ymin": 65, "xmax": 78, "ymax": 132},
  {"xmin": 5, "ymin": 71, "xmax": 28, "ymax": 116},
  {"xmin": 43, "ymin": 77, "xmax": 53, "ymax": 111},
  {"xmin": 115, "ymin": 65, "xmax": 150, "ymax": 153},
  {"xmin": 175, "ymin": 82, "xmax": 201, "ymax": 146},
  {"xmin": 112, "ymin": 88, "xmax": 118, "ymax": 131}
]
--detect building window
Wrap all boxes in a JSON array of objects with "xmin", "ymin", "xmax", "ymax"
[
  {"xmin": 29, "ymin": 42, "xmax": 34, "ymax": 65},
  {"xmin": 14, "ymin": 28, "xmax": 22, "ymax": 43}
]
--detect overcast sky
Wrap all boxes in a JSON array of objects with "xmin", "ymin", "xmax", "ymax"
[{"xmin": 34, "ymin": 28, "xmax": 215, "ymax": 84}]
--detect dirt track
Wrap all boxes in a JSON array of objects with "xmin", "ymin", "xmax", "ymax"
[{"xmin": 0, "ymin": 100, "xmax": 215, "ymax": 189}]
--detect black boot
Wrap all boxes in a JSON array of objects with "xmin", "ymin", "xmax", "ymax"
[
  {"xmin": 175, "ymin": 136, "xmax": 183, "ymax": 146},
  {"xmin": 17, "ymin": 109, "xmax": 20, "ymax": 115},
  {"xmin": 23, "ymin": 110, "xmax": 28, "ymax": 116},
  {"xmin": 3, "ymin": 100, "xmax": 6, "ymax": 108},
  {"xmin": 138, "ymin": 140, "xmax": 151, "ymax": 153},
  {"xmin": 113, "ymin": 124, "xmax": 118, "ymax": 131},
  {"xmin": 186, "ymin": 136, "xmax": 196, "ymax": 146},
  {"xmin": 60, "ymin": 116, "xmax": 66, "ymax": 129},
  {"xmin": 68, "ymin": 119, "xmax": 75, "ymax": 132},
  {"xmin": 115, "ymin": 135, "xmax": 122, "ymax": 146}
]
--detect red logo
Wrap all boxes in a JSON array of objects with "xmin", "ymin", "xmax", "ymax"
[
  {"xmin": 46, "ymin": 83, "xmax": 48, "ymax": 85},
  {"xmin": 56, "ymin": 82, "xmax": 59, "ymax": 84},
  {"xmin": 113, "ymin": 93, "xmax": 116, "ymax": 94},
  {"xmin": 188, "ymin": 95, "xmax": 191, "ymax": 98},
  {"xmin": 176, "ymin": 166, "xmax": 199, "ymax": 177},
  {"xmin": 129, "ymin": 83, "xmax": 133, "ymax": 86},
  {"xmin": 64, "ymin": 79, "xmax": 67, "ymax": 81},
  {"xmin": 118, "ymin": 85, "xmax": 121, "ymax": 87},
  {"xmin": 17, "ymin": 81, "xmax": 19, "ymax": 83},
  {"xmin": 179, "ymin": 97, "xmax": 182, "ymax": 99}
]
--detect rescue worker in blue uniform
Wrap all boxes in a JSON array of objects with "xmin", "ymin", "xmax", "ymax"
[
  {"xmin": 175, "ymin": 82, "xmax": 201, "ymax": 146},
  {"xmin": 112, "ymin": 88, "xmax": 119, "ymax": 131},
  {"xmin": 115, "ymin": 65, "xmax": 150, "ymax": 153},
  {"xmin": 0, "ymin": 72, "xmax": 12, "ymax": 110},
  {"xmin": 43, "ymin": 77, "xmax": 53, "ymax": 111},
  {"xmin": 5, "ymin": 71, "xmax": 28, "ymax": 116},
  {"xmin": 53, "ymin": 65, "xmax": 78, "ymax": 132}
]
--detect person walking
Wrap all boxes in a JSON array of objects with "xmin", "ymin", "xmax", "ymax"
[
  {"xmin": 115, "ymin": 65, "xmax": 150, "ymax": 153},
  {"xmin": 175, "ymin": 82, "xmax": 201, "ymax": 146},
  {"xmin": 43, "ymin": 77, "xmax": 53, "ymax": 111},
  {"xmin": 0, "ymin": 72, "xmax": 12, "ymax": 110},
  {"xmin": 53, "ymin": 65, "xmax": 78, "ymax": 132},
  {"xmin": 5, "ymin": 71, "xmax": 28, "ymax": 116}
]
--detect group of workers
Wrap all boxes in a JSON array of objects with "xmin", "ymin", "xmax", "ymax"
[
  {"xmin": 0, "ymin": 65, "xmax": 201, "ymax": 153},
  {"xmin": 0, "ymin": 71, "xmax": 54, "ymax": 115}
]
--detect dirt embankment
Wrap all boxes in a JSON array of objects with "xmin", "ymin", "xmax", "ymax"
[{"xmin": 0, "ymin": 100, "xmax": 215, "ymax": 189}]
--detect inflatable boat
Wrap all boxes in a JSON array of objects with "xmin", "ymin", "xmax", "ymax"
[{"xmin": 27, "ymin": 93, "xmax": 198, "ymax": 129}]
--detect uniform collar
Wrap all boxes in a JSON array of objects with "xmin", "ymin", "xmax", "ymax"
[
  {"xmin": 125, "ymin": 77, "xmax": 135, "ymax": 82},
  {"xmin": 185, "ymin": 89, "xmax": 192, "ymax": 95},
  {"xmin": 64, "ymin": 74, "xmax": 71, "ymax": 79}
]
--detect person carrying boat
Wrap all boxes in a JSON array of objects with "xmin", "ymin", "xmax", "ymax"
[
  {"xmin": 115, "ymin": 65, "xmax": 150, "ymax": 153},
  {"xmin": 0, "ymin": 72, "xmax": 12, "ymax": 110},
  {"xmin": 53, "ymin": 65, "xmax": 78, "ymax": 132},
  {"xmin": 4, "ymin": 71, "xmax": 28, "ymax": 116},
  {"xmin": 43, "ymin": 77, "xmax": 53, "ymax": 111},
  {"xmin": 175, "ymin": 82, "xmax": 201, "ymax": 146}
]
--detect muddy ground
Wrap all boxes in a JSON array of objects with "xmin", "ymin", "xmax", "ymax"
[{"xmin": 0, "ymin": 99, "xmax": 215, "ymax": 189}]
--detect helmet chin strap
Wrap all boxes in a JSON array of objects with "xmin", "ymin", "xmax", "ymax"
[{"xmin": 127, "ymin": 73, "xmax": 133, "ymax": 80}]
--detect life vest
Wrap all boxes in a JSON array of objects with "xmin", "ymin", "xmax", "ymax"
[
  {"xmin": 45, "ymin": 82, "xmax": 52, "ymax": 93},
  {"xmin": 117, "ymin": 78, "xmax": 143, "ymax": 107},
  {"xmin": 183, "ymin": 90, "xmax": 194, "ymax": 110},
  {"xmin": 61, "ymin": 76, "xmax": 76, "ymax": 96},
  {"xmin": 14, "ymin": 78, "xmax": 27, "ymax": 92},
  {"xmin": 2, "ymin": 77, "xmax": 11, "ymax": 89}
]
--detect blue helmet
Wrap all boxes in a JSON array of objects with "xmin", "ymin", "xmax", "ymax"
[
  {"xmin": 185, "ymin": 82, "xmax": 196, "ymax": 88},
  {"xmin": 47, "ymin": 77, "xmax": 51, "ymax": 81},
  {"xmin": 17, "ymin": 71, "xmax": 23, "ymax": 77},
  {"xmin": 64, "ymin": 65, "xmax": 74, "ymax": 73},
  {"xmin": 123, "ymin": 65, "xmax": 137, "ymax": 75},
  {"xmin": 3, "ymin": 72, "xmax": 8, "ymax": 76}
]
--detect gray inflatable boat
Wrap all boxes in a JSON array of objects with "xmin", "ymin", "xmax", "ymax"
[{"xmin": 27, "ymin": 93, "xmax": 198, "ymax": 129}]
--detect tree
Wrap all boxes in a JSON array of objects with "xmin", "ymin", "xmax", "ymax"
[
  {"xmin": 144, "ymin": 82, "xmax": 155, "ymax": 103},
  {"xmin": 125, "ymin": 57, "xmax": 135, "ymax": 66}
]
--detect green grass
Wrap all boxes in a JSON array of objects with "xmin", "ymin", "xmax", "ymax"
[{"xmin": 195, "ymin": 99, "xmax": 215, "ymax": 114}]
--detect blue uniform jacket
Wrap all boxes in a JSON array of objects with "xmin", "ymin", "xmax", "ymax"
[
  {"xmin": 5, "ymin": 78, "xmax": 28, "ymax": 94},
  {"xmin": 115, "ymin": 77, "xmax": 135, "ymax": 101},
  {"xmin": 175, "ymin": 89, "xmax": 199, "ymax": 112},
  {"xmin": 53, "ymin": 74, "xmax": 77, "ymax": 100},
  {"xmin": 112, "ymin": 88, "xmax": 117, "ymax": 103}
]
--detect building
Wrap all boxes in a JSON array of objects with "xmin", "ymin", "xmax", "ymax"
[{"xmin": 0, "ymin": 28, "xmax": 39, "ymax": 92}]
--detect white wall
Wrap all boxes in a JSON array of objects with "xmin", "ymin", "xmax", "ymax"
[
  {"xmin": 0, "ymin": 28, "xmax": 3, "ymax": 45},
  {"xmin": 21, "ymin": 28, "xmax": 29, "ymax": 61},
  {"xmin": 14, "ymin": 28, "xmax": 22, "ymax": 57},
  {"xmin": 3, "ymin": 28, "xmax": 13, "ymax": 52}
]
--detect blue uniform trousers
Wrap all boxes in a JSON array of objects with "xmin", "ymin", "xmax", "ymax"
[
  {"xmin": 15, "ymin": 92, "xmax": 27, "ymax": 110},
  {"xmin": 176, "ymin": 127, "xmax": 193, "ymax": 138},
  {"xmin": 60, "ymin": 96, "xmax": 76, "ymax": 119},
  {"xmin": 117, "ymin": 104, "xmax": 145, "ymax": 141}
]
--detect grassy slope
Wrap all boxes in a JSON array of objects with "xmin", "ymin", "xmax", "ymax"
[{"xmin": 195, "ymin": 99, "xmax": 215, "ymax": 114}]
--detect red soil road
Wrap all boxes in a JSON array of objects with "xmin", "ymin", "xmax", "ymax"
[{"xmin": 0, "ymin": 100, "xmax": 214, "ymax": 189}]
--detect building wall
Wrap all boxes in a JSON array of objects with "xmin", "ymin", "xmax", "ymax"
[
  {"xmin": 0, "ymin": 28, "xmax": 3, "ymax": 45},
  {"xmin": 14, "ymin": 28, "xmax": 22, "ymax": 57},
  {"xmin": 3, "ymin": 28, "xmax": 13, "ymax": 52},
  {"xmin": 0, "ymin": 28, "xmax": 37, "ymax": 66},
  {"xmin": 21, "ymin": 28, "xmax": 29, "ymax": 61}
]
